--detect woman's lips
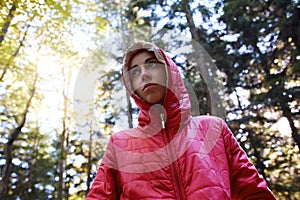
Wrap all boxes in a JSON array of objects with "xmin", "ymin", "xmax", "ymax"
[{"xmin": 143, "ymin": 83, "xmax": 157, "ymax": 92}]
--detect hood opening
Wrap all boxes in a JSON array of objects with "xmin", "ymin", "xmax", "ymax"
[
  {"xmin": 121, "ymin": 41, "xmax": 191, "ymax": 129},
  {"xmin": 122, "ymin": 41, "xmax": 169, "ymax": 106}
]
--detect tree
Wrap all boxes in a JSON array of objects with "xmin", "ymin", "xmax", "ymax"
[
  {"xmin": 0, "ymin": 64, "xmax": 38, "ymax": 198},
  {"xmin": 219, "ymin": 0, "xmax": 300, "ymax": 198},
  {"xmin": 124, "ymin": 0, "xmax": 228, "ymax": 118},
  {"xmin": 1, "ymin": 0, "xmax": 92, "ymax": 198},
  {"xmin": 5, "ymin": 123, "xmax": 57, "ymax": 199},
  {"xmin": 121, "ymin": 0, "xmax": 299, "ymax": 198}
]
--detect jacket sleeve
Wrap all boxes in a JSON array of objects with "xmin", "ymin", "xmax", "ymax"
[
  {"xmin": 86, "ymin": 137, "xmax": 120, "ymax": 200},
  {"xmin": 222, "ymin": 121, "xmax": 276, "ymax": 200}
]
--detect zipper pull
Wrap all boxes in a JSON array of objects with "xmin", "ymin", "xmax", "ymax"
[{"xmin": 160, "ymin": 112, "xmax": 165, "ymax": 129}]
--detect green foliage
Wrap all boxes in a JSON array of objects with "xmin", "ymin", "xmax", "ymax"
[
  {"xmin": 1, "ymin": 0, "xmax": 299, "ymax": 199},
  {"xmin": 0, "ymin": 0, "xmax": 110, "ymax": 198},
  {"xmin": 94, "ymin": 68, "xmax": 124, "ymax": 132},
  {"xmin": 6, "ymin": 127, "xmax": 56, "ymax": 199},
  {"xmin": 122, "ymin": 0, "xmax": 300, "ymax": 199},
  {"xmin": 220, "ymin": 0, "xmax": 300, "ymax": 198}
]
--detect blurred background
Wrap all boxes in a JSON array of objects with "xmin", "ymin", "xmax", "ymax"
[{"xmin": 0, "ymin": 0, "xmax": 299, "ymax": 199}]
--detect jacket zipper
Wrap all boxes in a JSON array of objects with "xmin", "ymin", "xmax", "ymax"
[{"xmin": 160, "ymin": 113, "xmax": 185, "ymax": 200}]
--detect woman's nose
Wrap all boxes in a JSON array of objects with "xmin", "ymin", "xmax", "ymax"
[{"xmin": 141, "ymin": 67, "xmax": 151, "ymax": 81}]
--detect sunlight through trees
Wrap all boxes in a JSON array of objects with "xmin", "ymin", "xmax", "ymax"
[{"xmin": 0, "ymin": 0, "xmax": 299, "ymax": 199}]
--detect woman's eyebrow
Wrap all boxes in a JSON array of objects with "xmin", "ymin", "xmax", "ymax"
[
  {"xmin": 145, "ymin": 57, "xmax": 157, "ymax": 63},
  {"xmin": 130, "ymin": 57, "xmax": 157, "ymax": 69},
  {"xmin": 130, "ymin": 64, "xmax": 138, "ymax": 69}
]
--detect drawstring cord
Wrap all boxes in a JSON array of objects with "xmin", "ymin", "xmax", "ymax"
[{"xmin": 160, "ymin": 112, "xmax": 165, "ymax": 129}]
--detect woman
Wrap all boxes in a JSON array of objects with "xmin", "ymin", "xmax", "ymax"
[{"xmin": 86, "ymin": 41, "xmax": 276, "ymax": 199}]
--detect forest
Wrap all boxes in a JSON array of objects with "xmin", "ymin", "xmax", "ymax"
[{"xmin": 0, "ymin": 0, "xmax": 299, "ymax": 199}]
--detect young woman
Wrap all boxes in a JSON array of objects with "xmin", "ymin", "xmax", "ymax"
[{"xmin": 86, "ymin": 41, "xmax": 276, "ymax": 199}]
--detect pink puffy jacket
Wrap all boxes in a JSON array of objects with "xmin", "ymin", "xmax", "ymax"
[{"xmin": 86, "ymin": 42, "xmax": 276, "ymax": 200}]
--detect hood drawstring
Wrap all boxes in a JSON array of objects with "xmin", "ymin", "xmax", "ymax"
[
  {"xmin": 151, "ymin": 104, "xmax": 166, "ymax": 129},
  {"xmin": 160, "ymin": 112, "xmax": 165, "ymax": 129}
]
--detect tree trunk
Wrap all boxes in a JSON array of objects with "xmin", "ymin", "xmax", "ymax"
[
  {"xmin": 182, "ymin": 0, "xmax": 201, "ymax": 42},
  {"xmin": 119, "ymin": 0, "xmax": 133, "ymax": 128},
  {"xmin": 57, "ymin": 66, "xmax": 71, "ymax": 199},
  {"xmin": 234, "ymin": 89, "xmax": 268, "ymax": 181},
  {"xmin": 181, "ymin": 0, "xmax": 226, "ymax": 119},
  {"xmin": 126, "ymin": 92, "xmax": 133, "ymax": 128},
  {"xmin": 248, "ymin": 130, "xmax": 267, "ymax": 179},
  {"xmin": 0, "ymin": 4, "xmax": 16, "ymax": 46},
  {"xmin": 282, "ymin": 105, "xmax": 300, "ymax": 150},
  {"xmin": 0, "ymin": 24, "xmax": 30, "ymax": 82},
  {"xmin": 289, "ymin": 7, "xmax": 300, "ymax": 52},
  {"xmin": 57, "ymin": 128, "xmax": 65, "ymax": 200},
  {"xmin": 86, "ymin": 127, "xmax": 93, "ymax": 195},
  {"xmin": 0, "ymin": 67, "xmax": 37, "ymax": 199}
]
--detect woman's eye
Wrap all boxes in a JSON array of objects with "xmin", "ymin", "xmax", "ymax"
[
  {"xmin": 130, "ymin": 68, "xmax": 140, "ymax": 76},
  {"xmin": 146, "ymin": 62, "xmax": 157, "ymax": 69},
  {"xmin": 150, "ymin": 63, "xmax": 156, "ymax": 67}
]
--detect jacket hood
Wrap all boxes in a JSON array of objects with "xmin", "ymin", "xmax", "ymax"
[{"xmin": 122, "ymin": 41, "xmax": 191, "ymax": 132}]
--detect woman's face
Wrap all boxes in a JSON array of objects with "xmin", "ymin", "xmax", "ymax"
[{"xmin": 128, "ymin": 51, "xmax": 167, "ymax": 104}]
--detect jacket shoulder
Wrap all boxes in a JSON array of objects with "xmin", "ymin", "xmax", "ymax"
[
  {"xmin": 110, "ymin": 128, "xmax": 133, "ymax": 140},
  {"xmin": 192, "ymin": 115, "xmax": 225, "ymax": 127},
  {"xmin": 108, "ymin": 128, "xmax": 143, "ymax": 145}
]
